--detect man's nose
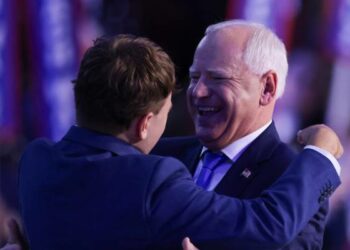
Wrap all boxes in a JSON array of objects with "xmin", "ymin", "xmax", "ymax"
[{"xmin": 191, "ymin": 79, "xmax": 210, "ymax": 98}]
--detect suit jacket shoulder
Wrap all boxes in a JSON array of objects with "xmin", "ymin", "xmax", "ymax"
[{"xmin": 19, "ymin": 131, "xmax": 192, "ymax": 249}]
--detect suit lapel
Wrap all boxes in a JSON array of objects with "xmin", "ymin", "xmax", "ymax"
[{"xmin": 214, "ymin": 123, "xmax": 281, "ymax": 197}]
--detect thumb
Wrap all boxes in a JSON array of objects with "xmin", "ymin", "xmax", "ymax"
[
  {"xmin": 182, "ymin": 237, "xmax": 199, "ymax": 250},
  {"xmin": 297, "ymin": 129, "xmax": 307, "ymax": 145}
]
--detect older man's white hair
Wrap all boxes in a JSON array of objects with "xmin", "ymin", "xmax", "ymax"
[{"xmin": 205, "ymin": 20, "xmax": 288, "ymax": 98}]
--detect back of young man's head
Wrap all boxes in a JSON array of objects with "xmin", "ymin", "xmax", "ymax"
[{"xmin": 73, "ymin": 34, "xmax": 176, "ymax": 134}]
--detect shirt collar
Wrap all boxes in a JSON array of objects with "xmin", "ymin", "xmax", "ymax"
[{"xmin": 201, "ymin": 120, "xmax": 272, "ymax": 162}]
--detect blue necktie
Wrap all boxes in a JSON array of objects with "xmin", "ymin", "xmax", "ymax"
[{"xmin": 196, "ymin": 151, "xmax": 226, "ymax": 189}]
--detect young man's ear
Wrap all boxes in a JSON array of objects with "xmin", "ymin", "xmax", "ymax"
[
  {"xmin": 136, "ymin": 112, "xmax": 154, "ymax": 140},
  {"xmin": 260, "ymin": 70, "xmax": 277, "ymax": 105}
]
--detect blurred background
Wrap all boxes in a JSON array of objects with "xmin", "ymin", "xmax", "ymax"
[{"xmin": 0, "ymin": 0, "xmax": 349, "ymax": 248}]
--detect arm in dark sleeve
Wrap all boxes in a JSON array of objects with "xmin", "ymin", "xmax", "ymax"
[
  {"xmin": 281, "ymin": 200, "xmax": 329, "ymax": 249},
  {"xmin": 146, "ymin": 149, "xmax": 340, "ymax": 249}
]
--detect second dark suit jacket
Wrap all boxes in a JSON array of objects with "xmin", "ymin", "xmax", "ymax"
[{"xmin": 152, "ymin": 123, "xmax": 329, "ymax": 249}]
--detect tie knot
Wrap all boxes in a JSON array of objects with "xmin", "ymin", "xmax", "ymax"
[{"xmin": 202, "ymin": 150, "xmax": 225, "ymax": 171}]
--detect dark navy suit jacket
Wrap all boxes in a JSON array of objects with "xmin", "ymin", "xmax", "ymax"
[
  {"xmin": 19, "ymin": 126, "xmax": 340, "ymax": 250},
  {"xmin": 152, "ymin": 123, "xmax": 329, "ymax": 249}
]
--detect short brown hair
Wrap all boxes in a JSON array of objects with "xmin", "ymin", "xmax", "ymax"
[{"xmin": 73, "ymin": 34, "xmax": 176, "ymax": 133}]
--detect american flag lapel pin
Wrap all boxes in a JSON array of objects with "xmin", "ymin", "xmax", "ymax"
[{"xmin": 241, "ymin": 168, "xmax": 251, "ymax": 178}]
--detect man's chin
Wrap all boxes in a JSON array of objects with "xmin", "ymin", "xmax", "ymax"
[{"xmin": 196, "ymin": 131, "xmax": 219, "ymax": 147}]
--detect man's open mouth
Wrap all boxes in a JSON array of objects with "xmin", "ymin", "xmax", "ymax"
[{"xmin": 197, "ymin": 106, "xmax": 220, "ymax": 116}]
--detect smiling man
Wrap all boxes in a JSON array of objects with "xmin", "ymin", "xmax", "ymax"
[
  {"xmin": 188, "ymin": 23, "xmax": 268, "ymax": 150},
  {"xmin": 153, "ymin": 20, "xmax": 330, "ymax": 249}
]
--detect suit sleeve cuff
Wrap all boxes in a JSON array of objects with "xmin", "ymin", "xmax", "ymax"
[{"xmin": 304, "ymin": 145, "xmax": 341, "ymax": 176}]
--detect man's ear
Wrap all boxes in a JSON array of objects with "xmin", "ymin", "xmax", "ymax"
[
  {"xmin": 136, "ymin": 112, "xmax": 154, "ymax": 140},
  {"xmin": 260, "ymin": 70, "xmax": 277, "ymax": 105}
]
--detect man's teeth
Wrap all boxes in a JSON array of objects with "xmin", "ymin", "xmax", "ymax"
[
  {"xmin": 198, "ymin": 107, "xmax": 216, "ymax": 111},
  {"xmin": 197, "ymin": 106, "xmax": 218, "ymax": 115}
]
